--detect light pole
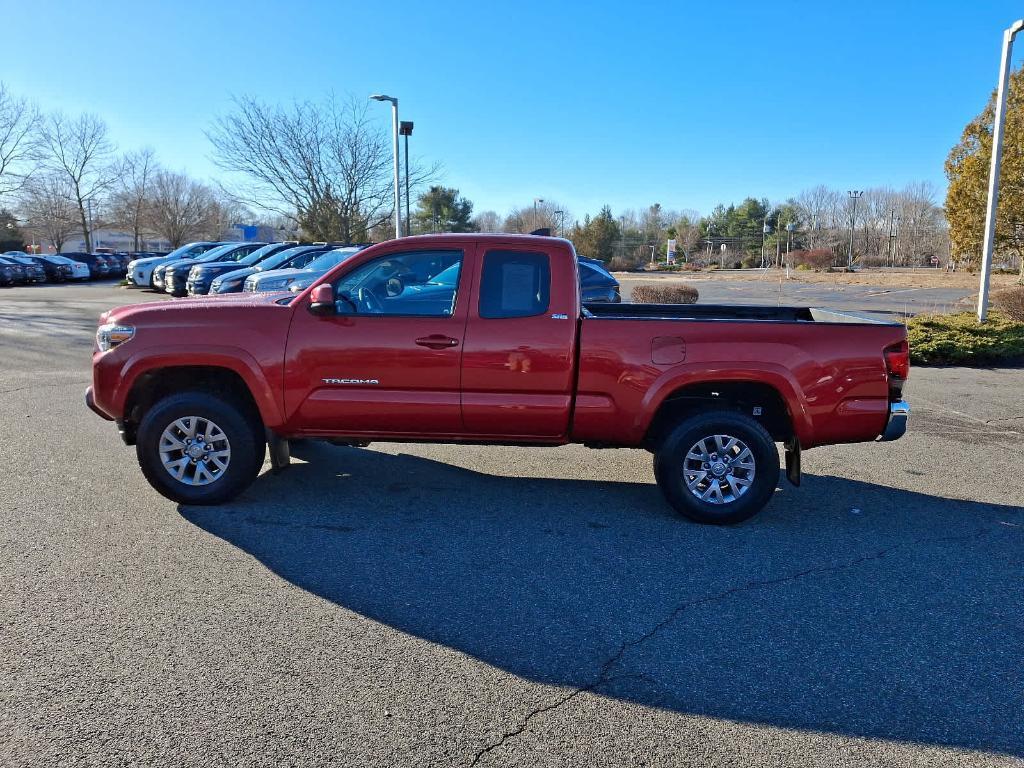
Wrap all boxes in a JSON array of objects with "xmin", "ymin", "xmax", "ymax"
[
  {"xmin": 847, "ymin": 190, "xmax": 863, "ymax": 269},
  {"xmin": 533, "ymin": 198, "xmax": 544, "ymax": 230},
  {"xmin": 399, "ymin": 121, "xmax": 414, "ymax": 237},
  {"xmin": 785, "ymin": 221, "xmax": 796, "ymax": 278},
  {"xmin": 370, "ymin": 94, "xmax": 402, "ymax": 239},
  {"xmin": 978, "ymin": 20, "xmax": 1024, "ymax": 321},
  {"xmin": 761, "ymin": 217, "xmax": 770, "ymax": 268}
]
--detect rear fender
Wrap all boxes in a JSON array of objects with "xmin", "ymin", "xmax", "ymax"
[{"xmin": 638, "ymin": 362, "xmax": 814, "ymax": 445}]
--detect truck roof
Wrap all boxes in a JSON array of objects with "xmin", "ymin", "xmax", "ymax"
[{"xmin": 380, "ymin": 233, "xmax": 574, "ymax": 249}]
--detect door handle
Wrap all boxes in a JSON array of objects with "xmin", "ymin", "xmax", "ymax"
[{"xmin": 415, "ymin": 335, "xmax": 460, "ymax": 349}]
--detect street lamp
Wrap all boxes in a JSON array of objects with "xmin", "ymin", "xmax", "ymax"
[
  {"xmin": 847, "ymin": 190, "xmax": 864, "ymax": 269},
  {"xmin": 533, "ymin": 198, "xmax": 544, "ymax": 230},
  {"xmin": 978, "ymin": 19, "xmax": 1024, "ymax": 321},
  {"xmin": 370, "ymin": 94, "xmax": 402, "ymax": 239},
  {"xmin": 399, "ymin": 120, "xmax": 414, "ymax": 237},
  {"xmin": 761, "ymin": 217, "xmax": 771, "ymax": 268}
]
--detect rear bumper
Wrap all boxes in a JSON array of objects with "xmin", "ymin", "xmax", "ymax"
[{"xmin": 877, "ymin": 399, "xmax": 909, "ymax": 441}]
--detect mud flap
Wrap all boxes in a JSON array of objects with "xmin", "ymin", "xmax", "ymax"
[
  {"xmin": 267, "ymin": 429, "xmax": 291, "ymax": 473},
  {"xmin": 784, "ymin": 438, "xmax": 801, "ymax": 486}
]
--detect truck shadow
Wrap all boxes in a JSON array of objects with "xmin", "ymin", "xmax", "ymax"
[{"xmin": 180, "ymin": 443, "xmax": 1023, "ymax": 756}]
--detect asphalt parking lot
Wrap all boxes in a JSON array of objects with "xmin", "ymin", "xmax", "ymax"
[{"xmin": 2, "ymin": 282, "xmax": 1022, "ymax": 767}]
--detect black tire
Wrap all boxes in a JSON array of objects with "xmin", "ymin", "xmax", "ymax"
[
  {"xmin": 653, "ymin": 410, "xmax": 779, "ymax": 525},
  {"xmin": 136, "ymin": 391, "xmax": 265, "ymax": 505}
]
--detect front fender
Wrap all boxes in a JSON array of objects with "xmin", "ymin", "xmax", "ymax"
[{"xmin": 112, "ymin": 345, "xmax": 284, "ymax": 427}]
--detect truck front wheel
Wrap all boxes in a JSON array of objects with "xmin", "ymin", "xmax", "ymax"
[
  {"xmin": 654, "ymin": 411, "xmax": 779, "ymax": 524},
  {"xmin": 136, "ymin": 391, "xmax": 266, "ymax": 505}
]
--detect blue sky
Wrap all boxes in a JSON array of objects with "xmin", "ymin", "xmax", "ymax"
[{"xmin": 5, "ymin": 1, "xmax": 1023, "ymax": 221}]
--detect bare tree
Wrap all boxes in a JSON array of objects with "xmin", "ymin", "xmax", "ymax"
[
  {"xmin": 472, "ymin": 210, "xmax": 501, "ymax": 232},
  {"xmin": 208, "ymin": 95, "xmax": 436, "ymax": 242},
  {"xmin": 38, "ymin": 112, "xmax": 116, "ymax": 252},
  {"xmin": 146, "ymin": 170, "xmax": 219, "ymax": 248},
  {"xmin": 502, "ymin": 199, "xmax": 569, "ymax": 234},
  {"xmin": 109, "ymin": 148, "xmax": 158, "ymax": 250},
  {"xmin": 18, "ymin": 174, "xmax": 79, "ymax": 252},
  {"xmin": 0, "ymin": 83, "xmax": 40, "ymax": 200}
]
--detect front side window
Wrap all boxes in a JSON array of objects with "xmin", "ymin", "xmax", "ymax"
[
  {"xmin": 333, "ymin": 249, "xmax": 463, "ymax": 316},
  {"xmin": 479, "ymin": 250, "xmax": 550, "ymax": 319}
]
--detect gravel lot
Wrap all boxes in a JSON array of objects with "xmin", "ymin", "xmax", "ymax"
[{"xmin": 2, "ymin": 282, "xmax": 1022, "ymax": 767}]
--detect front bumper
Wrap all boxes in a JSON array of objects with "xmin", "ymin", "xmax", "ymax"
[
  {"xmin": 85, "ymin": 386, "xmax": 114, "ymax": 421},
  {"xmin": 878, "ymin": 399, "xmax": 909, "ymax": 441}
]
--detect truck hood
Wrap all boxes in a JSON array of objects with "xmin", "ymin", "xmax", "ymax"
[{"xmin": 102, "ymin": 291, "xmax": 292, "ymax": 326}]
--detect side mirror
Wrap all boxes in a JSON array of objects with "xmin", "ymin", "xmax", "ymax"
[{"xmin": 308, "ymin": 283, "xmax": 336, "ymax": 316}]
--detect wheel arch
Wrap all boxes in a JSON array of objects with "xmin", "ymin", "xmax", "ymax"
[
  {"xmin": 643, "ymin": 375, "xmax": 805, "ymax": 448},
  {"xmin": 120, "ymin": 360, "xmax": 274, "ymax": 445}
]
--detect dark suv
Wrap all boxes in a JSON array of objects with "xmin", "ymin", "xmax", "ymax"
[
  {"xmin": 164, "ymin": 242, "xmax": 266, "ymax": 297},
  {"xmin": 186, "ymin": 242, "xmax": 298, "ymax": 296}
]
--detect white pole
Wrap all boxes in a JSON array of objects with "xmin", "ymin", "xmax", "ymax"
[
  {"xmin": 391, "ymin": 101, "xmax": 401, "ymax": 239},
  {"xmin": 978, "ymin": 20, "xmax": 1024, "ymax": 322}
]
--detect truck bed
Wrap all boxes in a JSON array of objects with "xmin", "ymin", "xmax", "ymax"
[{"xmin": 584, "ymin": 302, "xmax": 902, "ymax": 325}]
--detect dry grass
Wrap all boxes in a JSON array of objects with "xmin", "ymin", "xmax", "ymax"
[
  {"xmin": 992, "ymin": 286, "xmax": 1024, "ymax": 322},
  {"xmin": 632, "ymin": 284, "xmax": 699, "ymax": 304}
]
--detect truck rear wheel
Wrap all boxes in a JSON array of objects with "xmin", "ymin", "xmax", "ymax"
[
  {"xmin": 136, "ymin": 391, "xmax": 265, "ymax": 505},
  {"xmin": 654, "ymin": 411, "xmax": 779, "ymax": 524}
]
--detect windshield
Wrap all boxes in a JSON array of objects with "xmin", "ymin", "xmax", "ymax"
[
  {"xmin": 193, "ymin": 244, "xmax": 241, "ymax": 263},
  {"xmin": 305, "ymin": 248, "xmax": 360, "ymax": 272},
  {"xmin": 11, "ymin": 256, "xmax": 37, "ymax": 265},
  {"xmin": 257, "ymin": 246, "xmax": 317, "ymax": 271},
  {"xmin": 164, "ymin": 242, "xmax": 214, "ymax": 260},
  {"xmin": 427, "ymin": 263, "xmax": 460, "ymax": 286},
  {"xmin": 240, "ymin": 243, "xmax": 286, "ymax": 266}
]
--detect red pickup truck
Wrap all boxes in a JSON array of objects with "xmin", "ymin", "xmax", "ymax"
[{"xmin": 87, "ymin": 234, "xmax": 910, "ymax": 524}]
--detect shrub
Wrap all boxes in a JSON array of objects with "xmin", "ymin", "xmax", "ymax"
[
  {"xmin": 789, "ymin": 248, "xmax": 835, "ymax": 270},
  {"xmin": 906, "ymin": 311, "xmax": 1024, "ymax": 365},
  {"xmin": 992, "ymin": 285, "xmax": 1024, "ymax": 322},
  {"xmin": 632, "ymin": 284, "xmax": 699, "ymax": 304}
]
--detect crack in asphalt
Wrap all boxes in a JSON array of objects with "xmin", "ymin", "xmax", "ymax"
[
  {"xmin": 468, "ymin": 526, "xmax": 995, "ymax": 766},
  {"xmin": 0, "ymin": 379, "xmax": 90, "ymax": 395}
]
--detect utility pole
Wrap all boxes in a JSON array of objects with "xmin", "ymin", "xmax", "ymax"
[
  {"xmin": 887, "ymin": 208, "xmax": 896, "ymax": 267},
  {"xmin": 399, "ymin": 121, "xmax": 414, "ymax": 237},
  {"xmin": 847, "ymin": 190, "xmax": 863, "ymax": 269},
  {"xmin": 533, "ymin": 198, "xmax": 544, "ymax": 230},
  {"xmin": 978, "ymin": 19, "xmax": 1024, "ymax": 321}
]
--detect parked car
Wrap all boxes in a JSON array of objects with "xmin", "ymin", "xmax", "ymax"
[
  {"xmin": 2, "ymin": 254, "xmax": 46, "ymax": 283},
  {"xmin": 128, "ymin": 242, "xmax": 220, "ymax": 288},
  {"xmin": 4, "ymin": 252, "xmax": 77, "ymax": 282},
  {"xmin": 45, "ymin": 254, "xmax": 91, "ymax": 280},
  {"xmin": 245, "ymin": 247, "xmax": 363, "ymax": 293},
  {"xmin": 578, "ymin": 256, "xmax": 621, "ymax": 303},
  {"xmin": 87, "ymin": 233, "xmax": 910, "ymax": 524},
  {"xmin": 62, "ymin": 252, "xmax": 113, "ymax": 279},
  {"xmin": 185, "ymin": 242, "xmax": 298, "ymax": 296},
  {"xmin": 0, "ymin": 255, "xmax": 29, "ymax": 285},
  {"xmin": 165, "ymin": 242, "xmax": 266, "ymax": 297},
  {"xmin": 209, "ymin": 245, "xmax": 328, "ymax": 295}
]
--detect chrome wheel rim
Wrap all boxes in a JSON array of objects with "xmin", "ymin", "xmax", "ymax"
[
  {"xmin": 158, "ymin": 416, "xmax": 231, "ymax": 486},
  {"xmin": 683, "ymin": 433, "xmax": 755, "ymax": 505}
]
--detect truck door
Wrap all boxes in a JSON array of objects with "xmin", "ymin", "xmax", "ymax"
[
  {"xmin": 459, "ymin": 244, "xmax": 579, "ymax": 436},
  {"xmin": 284, "ymin": 246, "xmax": 473, "ymax": 435}
]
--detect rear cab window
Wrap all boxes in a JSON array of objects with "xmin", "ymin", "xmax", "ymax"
[{"xmin": 479, "ymin": 250, "xmax": 550, "ymax": 319}]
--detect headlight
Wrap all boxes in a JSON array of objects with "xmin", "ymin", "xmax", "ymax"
[
  {"xmin": 259, "ymin": 277, "xmax": 292, "ymax": 291},
  {"xmin": 96, "ymin": 323, "xmax": 135, "ymax": 352}
]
